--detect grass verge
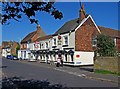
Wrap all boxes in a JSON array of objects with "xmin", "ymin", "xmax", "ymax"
[{"xmin": 94, "ymin": 69, "xmax": 120, "ymax": 76}]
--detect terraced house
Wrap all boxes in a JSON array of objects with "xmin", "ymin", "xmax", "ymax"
[
  {"xmin": 18, "ymin": 25, "xmax": 46, "ymax": 59},
  {"xmin": 2, "ymin": 41, "xmax": 19, "ymax": 57},
  {"xmin": 19, "ymin": 5, "xmax": 120, "ymax": 66}
]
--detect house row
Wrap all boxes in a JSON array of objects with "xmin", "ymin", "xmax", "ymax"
[
  {"xmin": 18, "ymin": 5, "xmax": 120, "ymax": 66},
  {"xmin": 2, "ymin": 41, "xmax": 19, "ymax": 57}
]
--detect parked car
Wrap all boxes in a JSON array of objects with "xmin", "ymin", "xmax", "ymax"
[
  {"xmin": 6, "ymin": 55, "xmax": 13, "ymax": 59},
  {"xmin": 6, "ymin": 55, "xmax": 18, "ymax": 60},
  {"xmin": 12, "ymin": 56, "xmax": 18, "ymax": 60}
]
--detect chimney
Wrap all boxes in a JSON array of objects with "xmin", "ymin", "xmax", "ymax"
[
  {"xmin": 79, "ymin": 5, "xmax": 86, "ymax": 23},
  {"xmin": 36, "ymin": 24, "xmax": 41, "ymax": 34},
  {"xmin": 36, "ymin": 24, "xmax": 46, "ymax": 38}
]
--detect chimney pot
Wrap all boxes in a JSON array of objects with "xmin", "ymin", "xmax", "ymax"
[
  {"xmin": 79, "ymin": 5, "xmax": 86, "ymax": 23},
  {"xmin": 37, "ymin": 24, "xmax": 40, "ymax": 28}
]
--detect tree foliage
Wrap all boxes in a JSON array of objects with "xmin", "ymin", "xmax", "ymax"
[
  {"xmin": 96, "ymin": 34, "xmax": 117, "ymax": 57},
  {"xmin": 16, "ymin": 44, "xmax": 20, "ymax": 55},
  {"xmin": 1, "ymin": 2, "xmax": 63, "ymax": 24}
]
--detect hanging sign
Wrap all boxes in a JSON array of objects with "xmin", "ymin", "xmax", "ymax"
[
  {"xmin": 34, "ymin": 41, "xmax": 40, "ymax": 48},
  {"xmin": 58, "ymin": 36, "xmax": 62, "ymax": 45}
]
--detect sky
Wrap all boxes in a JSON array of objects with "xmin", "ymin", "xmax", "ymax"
[{"xmin": 2, "ymin": 2, "xmax": 118, "ymax": 44}]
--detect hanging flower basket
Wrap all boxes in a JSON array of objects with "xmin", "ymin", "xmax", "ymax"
[{"xmin": 68, "ymin": 50, "xmax": 74, "ymax": 55}]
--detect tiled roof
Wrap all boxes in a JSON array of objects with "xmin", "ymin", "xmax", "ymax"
[
  {"xmin": 35, "ymin": 35, "xmax": 53, "ymax": 42},
  {"xmin": 54, "ymin": 18, "xmax": 79, "ymax": 35},
  {"xmin": 54, "ymin": 15, "xmax": 119, "ymax": 38},
  {"xmin": 54, "ymin": 15, "xmax": 89, "ymax": 35},
  {"xmin": 21, "ymin": 25, "xmax": 46, "ymax": 43},
  {"xmin": 21, "ymin": 31, "xmax": 36, "ymax": 43},
  {"xmin": 98, "ymin": 26, "xmax": 120, "ymax": 38}
]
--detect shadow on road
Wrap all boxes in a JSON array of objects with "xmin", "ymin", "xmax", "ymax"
[
  {"xmin": 2, "ymin": 76, "xmax": 119, "ymax": 89},
  {"xmin": 79, "ymin": 66, "xmax": 94, "ymax": 72},
  {"xmin": 1, "ymin": 66, "xmax": 7, "ymax": 68},
  {"xmin": 2, "ymin": 76, "xmax": 67, "ymax": 89}
]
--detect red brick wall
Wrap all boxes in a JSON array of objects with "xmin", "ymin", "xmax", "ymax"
[
  {"xmin": 75, "ymin": 17, "xmax": 99, "ymax": 51},
  {"xmin": 11, "ymin": 42, "xmax": 18, "ymax": 55},
  {"xmin": 116, "ymin": 37, "xmax": 120, "ymax": 52},
  {"xmin": 20, "ymin": 43, "xmax": 27, "ymax": 50}
]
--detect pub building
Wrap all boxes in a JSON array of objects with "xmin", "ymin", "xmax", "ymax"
[
  {"xmin": 19, "ymin": 5, "xmax": 120, "ymax": 66},
  {"xmin": 29, "ymin": 5, "xmax": 100, "ymax": 66}
]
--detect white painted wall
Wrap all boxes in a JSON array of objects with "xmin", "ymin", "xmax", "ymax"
[
  {"xmin": 2, "ymin": 48, "xmax": 11, "ymax": 57},
  {"xmin": 29, "ymin": 43, "xmax": 34, "ymax": 50},
  {"xmin": 18, "ymin": 50, "xmax": 21, "ymax": 58},
  {"xmin": 52, "ymin": 31, "xmax": 75, "ymax": 50},
  {"xmin": 40, "ymin": 39, "xmax": 50, "ymax": 50},
  {"xmin": 69, "ymin": 31, "xmax": 75, "ymax": 48},
  {"xmin": 74, "ymin": 51, "xmax": 94, "ymax": 65},
  {"xmin": 18, "ymin": 50, "xmax": 31, "ymax": 59}
]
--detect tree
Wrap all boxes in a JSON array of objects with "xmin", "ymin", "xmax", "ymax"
[
  {"xmin": 96, "ymin": 34, "xmax": 117, "ymax": 57},
  {"xmin": 1, "ymin": 1, "xmax": 63, "ymax": 24},
  {"xmin": 16, "ymin": 44, "xmax": 20, "ymax": 56}
]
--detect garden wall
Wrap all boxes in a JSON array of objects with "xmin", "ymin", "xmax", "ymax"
[{"xmin": 94, "ymin": 57, "xmax": 120, "ymax": 73}]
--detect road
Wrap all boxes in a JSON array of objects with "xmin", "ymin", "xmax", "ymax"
[{"xmin": 2, "ymin": 58, "xmax": 118, "ymax": 88}]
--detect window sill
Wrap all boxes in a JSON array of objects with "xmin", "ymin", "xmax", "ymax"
[
  {"xmin": 52, "ymin": 46, "xmax": 57, "ymax": 48},
  {"xmin": 62, "ymin": 45, "xmax": 68, "ymax": 47}
]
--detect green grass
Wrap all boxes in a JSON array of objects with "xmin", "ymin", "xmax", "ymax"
[{"xmin": 94, "ymin": 69, "xmax": 120, "ymax": 76}]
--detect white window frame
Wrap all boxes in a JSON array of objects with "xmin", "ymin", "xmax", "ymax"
[
  {"xmin": 45, "ymin": 41, "xmax": 48, "ymax": 49},
  {"xmin": 63, "ymin": 35, "xmax": 69, "ymax": 45},
  {"xmin": 112, "ymin": 37, "xmax": 116, "ymax": 46},
  {"xmin": 40, "ymin": 43, "xmax": 42, "ymax": 49},
  {"xmin": 41, "ymin": 43, "xmax": 44, "ymax": 49},
  {"xmin": 92, "ymin": 36, "xmax": 97, "ymax": 47},
  {"xmin": 53, "ymin": 38, "xmax": 56, "ymax": 46}
]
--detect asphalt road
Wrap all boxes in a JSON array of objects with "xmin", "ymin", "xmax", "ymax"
[{"xmin": 2, "ymin": 58, "xmax": 118, "ymax": 87}]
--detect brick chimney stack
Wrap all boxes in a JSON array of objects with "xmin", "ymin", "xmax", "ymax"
[
  {"xmin": 36, "ymin": 24, "xmax": 41, "ymax": 34},
  {"xmin": 79, "ymin": 5, "xmax": 86, "ymax": 23}
]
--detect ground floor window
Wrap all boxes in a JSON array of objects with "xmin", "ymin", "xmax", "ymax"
[{"xmin": 24, "ymin": 51, "xmax": 26, "ymax": 59}]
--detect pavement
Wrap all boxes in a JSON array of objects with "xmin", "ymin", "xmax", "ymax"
[{"xmin": 14, "ymin": 59, "xmax": 119, "ymax": 85}]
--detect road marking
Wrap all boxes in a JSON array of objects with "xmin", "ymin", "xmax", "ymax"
[{"xmin": 54, "ymin": 68, "xmax": 86, "ymax": 78}]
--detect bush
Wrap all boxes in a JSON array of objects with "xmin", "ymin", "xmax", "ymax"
[{"xmin": 96, "ymin": 34, "xmax": 117, "ymax": 57}]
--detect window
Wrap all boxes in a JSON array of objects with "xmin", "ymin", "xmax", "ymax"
[
  {"xmin": 41, "ymin": 43, "xmax": 44, "ymax": 49},
  {"xmin": 53, "ymin": 38, "xmax": 56, "ymax": 46},
  {"xmin": 21, "ymin": 45, "xmax": 23, "ymax": 49},
  {"xmin": 112, "ymin": 37, "xmax": 116, "ymax": 46},
  {"xmin": 46, "ymin": 42, "xmax": 48, "ymax": 48},
  {"xmin": 40, "ymin": 43, "xmax": 42, "ymax": 49},
  {"xmin": 64, "ymin": 36, "xmax": 68, "ymax": 45},
  {"xmin": 24, "ymin": 51, "xmax": 26, "ymax": 58},
  {"xmin": 24, "ymin": 44, "xmax": 26, "ymax": 48},
  {"xmin": 92, "ymin": 36, "xmax": 97, "ymax": 47}
]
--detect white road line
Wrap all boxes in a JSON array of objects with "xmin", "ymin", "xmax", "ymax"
[{"xmin": 54, "ymin": 68, "xmax": 86, "ymax": 78}]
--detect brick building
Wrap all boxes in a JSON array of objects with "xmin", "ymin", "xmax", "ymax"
[
  {"xmin": 2, "ymin": 41, "xmax": 19, "ymax": 57},
  {"xmin": 18, "ymin": 25, "xmax": 46, "ymax": 59},
  {"xmin": 20, "ymin": 5, "xmax": 120, "ymax": 65}
]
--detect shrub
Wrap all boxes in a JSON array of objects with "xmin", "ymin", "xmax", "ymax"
[{"xmin": 96, "ymin": 34, "xmax": 117, "ymax": 57}]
